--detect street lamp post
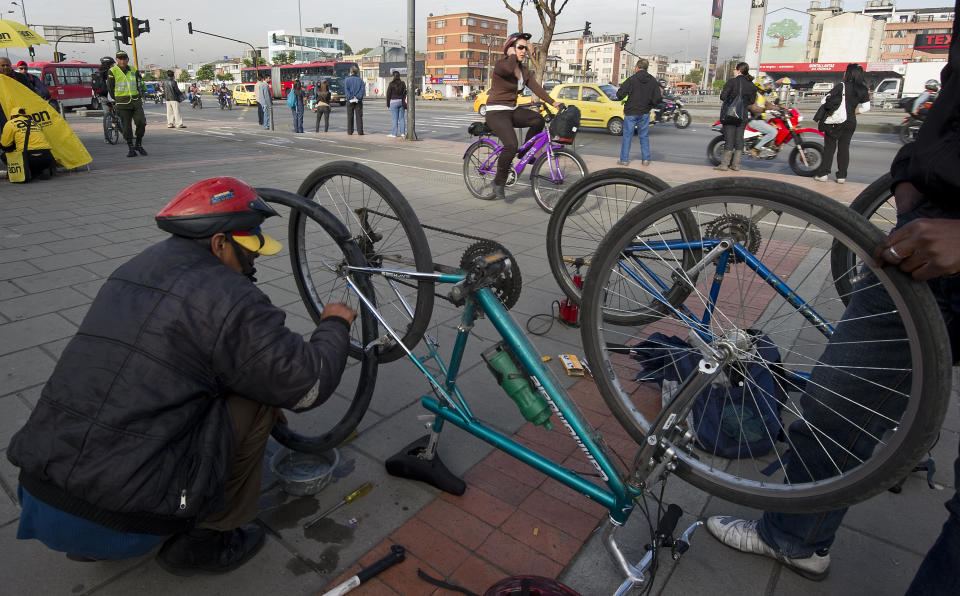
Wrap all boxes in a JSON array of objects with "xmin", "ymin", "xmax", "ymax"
[
  {"xmin": 640, "ymin": 3, "xmax": 655, "ymax": 52},
  {"xmin": 10, "ymin": 0, "xmax": 26, "ymax": 25},
  {"xmin": 158, "ymin": 18, "xmax": 181, "ymax": 67}
]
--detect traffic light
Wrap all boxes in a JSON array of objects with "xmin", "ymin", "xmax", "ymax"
[
  {"xmin": 585, "ymin": 59, "xmax": 593, "ymax": 71},
  {"xmin": 53, "ymin": 51, "xmax": 65, "ymax": 61},
  {"xmin": 187, "ymin": 21, "xmax": 193, "ymax": 34},
  {"xmin": 28, "ymin": 45, "xmax": 35, "ymax": 58},
  {"xmin": 133, "ymin": 18, "xmax": 150, "ymax": 38},
  {"xmin": 621, "ymin": 34, "xmax": 629, "ymax": 50},
  {"xmin": 113, "ymin": 17, "xmax": 130, "ymax": 45},
  {"xmin": 584, "ymin": 21, "xmax": 592, "ymax": 36}
]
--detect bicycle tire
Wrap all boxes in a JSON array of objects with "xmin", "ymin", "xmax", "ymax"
[
  {"xmin": 546, "ymin": 168, "xmax": 671, "ymax": 306},
  {"xmin": 530, "ymin": 148, "xmax": 588, "ymax": 214},
  {"xmin": 255, "ymin": 188, "xmax": 379, "ymax": 454},
  {"xmin": 292, "ymin": 161, "xmax": 434, "ymax": 363},
  {"xmin": 463, "ymin": 139, "xmax": 499, "ymax": 200},
  {"xmin": 830, "ymin": 172, "xmax": 896, "ymax": 305},
  {"xmin": 581, "ymin": 177, "xmax": 951, "ymax": 513}
]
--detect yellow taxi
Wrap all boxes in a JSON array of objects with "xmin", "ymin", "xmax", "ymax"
[
  {"xmin": 421, "ymin": 88, "xmax": 443, "ymax": 100},
  {"xmin": 232, "ymin": 83, "xmax": 258, "ymax": 106},
  {"xmin": 473, "ymin": 87, "xmax": 536, "ymax": 116},
  {"xmin": 548, "ymin": 83, "xmax": 624, "ymax": 135}
]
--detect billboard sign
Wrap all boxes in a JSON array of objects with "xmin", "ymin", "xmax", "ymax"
[
  {"xmin": 40, "ymin": 25, "xmax": 95, "ymax": 44},
  {"xmin": 760, "ymin": 6, "xmax": 811, "ymax": 64},
  {"xmin": 759, "ymin": 62, "xmax": 848, "ymax": 72},
  {"xmin": 914, "ymin": 33, "xmax": 952, "ymax": 51},
  {"xmin": 711, "ymin": 0, "xmax": 724, "ymax": 19},
  {"xmin": 713, "ymin": 18, "xmax": 722, "ymax": 38}
]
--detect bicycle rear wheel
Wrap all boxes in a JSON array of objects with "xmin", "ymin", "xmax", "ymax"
[
  {"xmin": 463, "ymin": 139, "xmax": 499, "ymax": 199},
  {"xmin": 581, "ymin": 177, "xmax": 951, "ymax": 513},
  {"xmin": 256, "ymin": 188, "xmax": 379, "ymax": 454},
  {"xmin": 292, "ymin": 161, "xmax": 434, "ymax": 363},
  {"xmin": 830, "ymin": 172, "xmax": 896, "ymax": 305},
  {"xmin": 530, "ymin": 148, "xmax": 588, "ymax": 214},
  {"xmin": 546, "ymin": 168, "xmax": 671, "ymax": 306}
]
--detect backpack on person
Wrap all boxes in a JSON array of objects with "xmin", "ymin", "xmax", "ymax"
[
  {"xmin": 92, "ymin": 68, "xmax": 110, "ymax": 97},
  {"xmin": 286, "ymin": 91, "xmax": 297, "ymax": 108}
]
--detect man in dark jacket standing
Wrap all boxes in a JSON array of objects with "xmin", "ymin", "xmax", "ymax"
[
  {"xmin": 8, "ymin": 177, "xmax": 356, "ymax": 576},
  {"xmin": 161, "ymin": 70, "xmax": 186, "ymax": 129},
  {"xmin": 715, "ymin": 62, "xmax": 758, "ymax": 171},
  {"xmin": 344, "ymin": 66, "xmax": 365, "ymax": 135},
  {"xmin": 616, "ymin": 58, "xmax": 662, "ymax": 166}
]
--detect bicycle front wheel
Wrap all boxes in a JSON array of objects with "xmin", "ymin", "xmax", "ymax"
[
  {"xmin": 581, "ymin": 177, "xmax": 951, "ymax": 513},
  {"xmin": 463, "ymin": 139, "xmax": 499, "ymax": 200},
  {"xmin": 105, "ymin": 115, "xmax": 120, "ymax": 145},
  {"xmin": 292, "ymin": 161, "xmax": 434, "ymax": 363},
  {"xmin": 256, "ymin": 188, "xmax": 379, "ymax": 454},
  {"xmin": 546, "ymin": 168, "xmax": 671, "ymax": 306},
  {"xmin": 530, "ymin": 148, "xmax": 588, "ymax": 214},
  {"xmin": 831, "ymin": 173, "xmax": 897, "ymax": 305}
]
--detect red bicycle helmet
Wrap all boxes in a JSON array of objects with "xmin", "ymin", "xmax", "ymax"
[
  {"xmin": 156, "ymin": 177, "xmax": 281, "ymax": 255},
  {"xmin": 503, "ymin": 32, "xmax": 532, "ymax": 53}
]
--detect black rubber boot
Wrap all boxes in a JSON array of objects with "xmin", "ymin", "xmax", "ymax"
[
  {"xmin": 492, "ymin": 184, "xmax": 506, "ymax": 201},
  {"xmin": 156, "ymin": 523, "xmax": 266, "ymax": 576},
  {"xmin": 135, "ymin": 140, "xmax": 148, "ymax": 156},
  {"xmin": 126, "ymin": 143, "xmax": 137, "ymax": 157}
]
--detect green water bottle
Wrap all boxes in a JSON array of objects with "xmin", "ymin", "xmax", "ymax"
[{"xmin": 482, "ymin": 343, "xmax": 553, "ymax": 430}]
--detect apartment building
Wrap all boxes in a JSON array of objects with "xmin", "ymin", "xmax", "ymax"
[
  {"xmin": 880, "ymin": 7, "xmax": 955, "ymax": 61},
  {"xmin": 267, "ymin": 24, "xmax": 344, "ymax": 63},
  {"xmin": 425, "ymin": 12, "xmax": 508, "ymax": 95}
]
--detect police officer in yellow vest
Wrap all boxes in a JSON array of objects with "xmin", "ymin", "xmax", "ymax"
[{"xmin": 107, "ymin": 50, "xmax": 147, "ymax": 157}]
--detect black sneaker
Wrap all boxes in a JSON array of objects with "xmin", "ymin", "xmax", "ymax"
[
  {"xmin": 126, "ymin": 147, "xmax": 138, "ymax": 157},
  {"xmin": 135, "ymin": 144, "xmax": 148, "ymax": 156},
  {"xmin": 156, "ymin": 523, "xmax": 266, "ymax": 576},
  {"xmin": 492, "ymin": 184, "xmax": 506, "ymax": 201}
]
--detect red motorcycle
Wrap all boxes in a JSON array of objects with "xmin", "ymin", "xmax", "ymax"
[{"xmin": 708, "ymin": 107, "xmax": 825, "ymax": 176}]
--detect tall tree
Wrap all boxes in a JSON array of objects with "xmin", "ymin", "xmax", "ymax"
[
  {"xmin": 243, "ymin": 56, "xmax": 267, "ymax": 67},
  {"xmin": 343, "ymin": 42, "xmax": 353, "ymax": 54},
  {"xmin": 502, "ymin": 0, "xmax": 528, "ymax": 35},
  {"xmin": 502, "ymin": 0, "xmax": 572, "ymax": 82},
  {"xmin": 196, "ymin": 63, "xmax": 216, "ymax": 81}
]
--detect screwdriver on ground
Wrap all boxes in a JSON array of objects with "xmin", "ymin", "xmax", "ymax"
[{"xmin": 304, "ymin": 482, "xmax": 373, "ymax": 529}]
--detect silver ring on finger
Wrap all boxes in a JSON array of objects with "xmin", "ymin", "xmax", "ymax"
[{"xmin": 887, "ymin": 246, "xmax": 903, "ymax": 260}]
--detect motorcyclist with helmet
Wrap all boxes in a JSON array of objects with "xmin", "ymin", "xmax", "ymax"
[
  {"xmin": 911, "ymin": 79, "xmax": 939, "ymax": 117},
  {"xmin": 750, "ymin": 75, "xmax": 779, "ymax": 158},
  {"xmin": 7, "ymin": 177, "xmax": 356, "ymax": 575},
  {"xmin": 218, "ymin": 82, "xmax": 232, "ymax": 108},
  {"xmin": 484, "ymin": 31, "xmax": 562, "ymax": 200}
]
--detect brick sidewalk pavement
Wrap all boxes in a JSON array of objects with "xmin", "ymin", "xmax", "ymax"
[{"xmin": 0, "ymin": 114, "xmax": 955, "ymax": 596}]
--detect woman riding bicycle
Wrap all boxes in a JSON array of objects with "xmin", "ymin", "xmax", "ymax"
[{"xmin": 485, "ymin": 32, "xmax": 561, "ymax": 200}]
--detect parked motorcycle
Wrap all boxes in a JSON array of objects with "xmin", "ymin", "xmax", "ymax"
[
  {"xmin": 651, "ymin": 96, "xmax": 691, "ymax": 129},
  {"xmin": 708, "ymin": 108, "xmax": 824, "ymax": 176}
]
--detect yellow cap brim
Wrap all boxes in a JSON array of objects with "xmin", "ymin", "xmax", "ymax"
[{"xmin": 232, "ymin": 231, "xmax": 282, "ymax": 256}]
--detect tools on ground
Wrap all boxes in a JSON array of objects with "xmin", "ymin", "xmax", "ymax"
[
  {"xmin": 303, "ymin": 482, "xmax": 373, "ymax": 529},
  {"xmin": 558, "ymin": 261, "xmax": 584, "ymax": 326},
  {"xmin": 321, "ymin": 544, "xmax": 406, "ymax": 596}
]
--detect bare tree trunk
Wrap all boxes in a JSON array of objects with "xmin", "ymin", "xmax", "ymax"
[
  {"xmin": 502, "ymin": 0, "xmax": 527, "ymax": 34},
  {"xmin": 531, "ymin": 0, "xmax": 570, "ymax": 83}
]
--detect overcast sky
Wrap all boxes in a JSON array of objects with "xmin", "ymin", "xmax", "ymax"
[{"xmin": 3, "ymin": 0, "xmax": 946, "ymax": 67}]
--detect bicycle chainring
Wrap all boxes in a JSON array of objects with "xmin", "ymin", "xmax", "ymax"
[
  {"xmin": 704, "ymin": 214, "xmax": 762, "ymax": 270},
  {"xmin": 459, "ymin": 240, "xmax": 522, "ymax": 310}
]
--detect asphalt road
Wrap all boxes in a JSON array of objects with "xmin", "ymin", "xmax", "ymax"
[{"xmin": 146, "ymin": 100, "xmax": 904, "ymax": 185}]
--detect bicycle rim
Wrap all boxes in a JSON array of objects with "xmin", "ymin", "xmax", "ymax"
[
  {"xmin": 530, "ymin": 148, "xmax": 587, "ymax": 214},
  {"xmin": 581, "ymin": 177, "xmax": 951, "ymax": 513},
  {"xmin": 255, "ymin": 188, "xmax": 379, "ymax": 454},
  {"xmin": 831, "ymin": 173, "xmax": 896, "ymax": 305},
  {"xmin": 292, "ymin": 161, "xmax": 434, "ymax": 363},
  {"xmin": 463, "ymin": 140, "xmax": 498, "ymax": 199},
  {"xmin": 546, "ymin": 168, "xmax": 671, "ymax": 306}
]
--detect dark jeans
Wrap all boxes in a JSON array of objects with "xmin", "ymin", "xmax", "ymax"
[
  {"xmin": 116, "ymin": 102, "xmax": 146, "ymax": 144},
  {"xmin": 759, "ymin": 203, "xmax": 960, "ymax": 594},
  {"xmin": 722, "ymin": 121, "xmax": 748, "ymax": 151},
  {"xmin": 817, "ymin": 121, "xmax": 856, "ymax": 178},
  {"xmin": 257, "ymin": 103, "xmax": 263, "ymax": 125},
  {"xmin": 315, "ymin": 106, "xmax": 330, "ymax": 132},
  {"xmin": 484, "ymin": 108, "xmax": 545, "ymax": 186},
  {"xmin": 346, "ymin": 100, "xmax": 363, "ymax": 134}
]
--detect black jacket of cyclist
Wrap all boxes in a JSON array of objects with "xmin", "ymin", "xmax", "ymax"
[{"xmin": 484, "ymin": 32, "xmax": 560, "ymax": 200}]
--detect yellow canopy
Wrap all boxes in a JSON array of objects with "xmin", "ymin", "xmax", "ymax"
[{"xmin": 0, "ymin": 19, "xmax": 49, "ymax": 49}]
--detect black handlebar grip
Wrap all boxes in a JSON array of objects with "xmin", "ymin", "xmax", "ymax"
[
  {"xmin": 656, "ymin": 504, "xmax": 683, "ymax": 539},
  {"xmin": 356, "ymin": 545, "xmax": 406, "ymax": 583}
]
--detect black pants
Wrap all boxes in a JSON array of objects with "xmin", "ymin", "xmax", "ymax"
[
  {"xmin": 116, "ymin": 102, "xmax": 146, "ymax": 145},
  {"xmin": 2, "ymin": 149, "xmax": 55, "ymax": 181},
  {"xmin": 257, "ymin": 103, "xmax": 263, "ymax": 125},
  {"xmin": 484, "ymin": 108, "xmax": 545, "ymax": 186},
  {"xmin": 817, "ymin": 121, "xmax": 856, "ymax": 179},
  {"xmin": 315, "ymin": 106, "xmax": 330, "ymax": 132},
  {"xmin": 346, "ymin": 101, "xmax": 363, "ymax": 134},
  {"xmin": 722, "ymin": 121, "xmax": 747, "ymax": 151}
]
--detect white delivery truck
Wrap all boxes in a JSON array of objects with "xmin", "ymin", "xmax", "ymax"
[{"xmin": 872, "ymin": 61, "xmax": 946, "ymax": 108}]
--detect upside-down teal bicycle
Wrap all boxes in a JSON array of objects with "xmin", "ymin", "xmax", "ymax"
[{"xmin": 263, "ymin": 163, "xmax": 950, "ymax": 593}]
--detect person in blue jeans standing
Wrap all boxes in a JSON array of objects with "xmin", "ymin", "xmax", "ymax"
[
  {"xmin": 290, "ymin": 81, "xmax": 305, "ymax": 134},
  {"xmin": 385, "ymin": 71, "xmax": 406, "ymax": 138},
  {"xmin": 708, "ymin": 6, "xmax": 960, "ymax": 591},
  {"xmin": 615, "ymin": 58, "xmax": 661, "ymax": 167}
]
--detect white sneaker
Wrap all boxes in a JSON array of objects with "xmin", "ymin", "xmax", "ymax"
[
  {"xmin": 836, "ymin": 178, "xmax": 845, "ymax": 184},
  {"xmin": 706, "ymin": 516, "xmax": 830, "ymax": 581},
  {"xmin": 386, "ymin": 134, "xmax": 396, "ymax": 138},
  {"xmin": 813, "ymin": 175, "xmax": 828, "ymax": 182}
]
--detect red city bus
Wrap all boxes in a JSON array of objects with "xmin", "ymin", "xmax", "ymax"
[
  {"xmin": 28, "ymin": 61, "xmax": 102, "ymax": 111},
  {"xmin": 240, "ymin": 60, "xmax": 358, "ymax": 97}
]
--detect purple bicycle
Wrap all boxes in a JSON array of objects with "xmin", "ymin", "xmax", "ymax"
[{"xmin": 462, "ymin": 104, "xmax": 588, "ymax": 213}]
